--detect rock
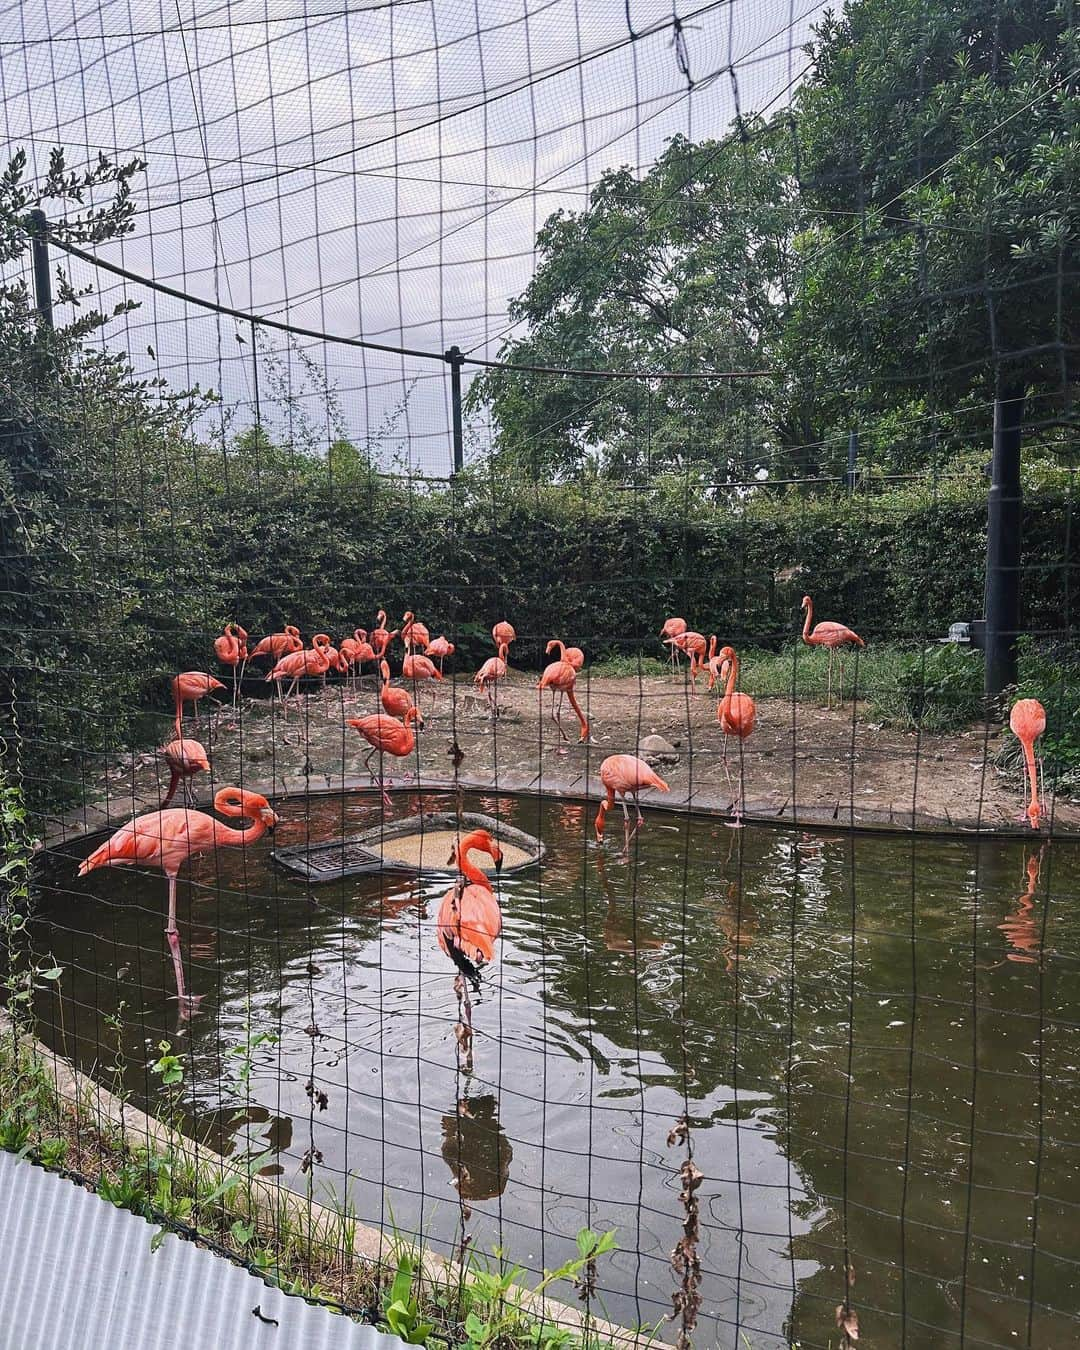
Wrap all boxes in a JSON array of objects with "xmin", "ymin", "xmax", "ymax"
[{"xmin": 639, "ymin": 734, "xmax": 680, "ymax": 767}]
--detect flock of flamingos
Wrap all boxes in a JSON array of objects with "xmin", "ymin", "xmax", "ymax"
[{"xmin": 76, "ymin": 597, "xmax": 1048, "ymax": 1019}]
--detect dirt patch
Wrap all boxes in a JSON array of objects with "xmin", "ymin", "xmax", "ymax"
[{"xmin": 51, "ymin": 670, "xmax": 1079, "ymax": 844}]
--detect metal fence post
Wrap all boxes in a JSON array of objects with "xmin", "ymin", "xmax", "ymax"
[
  {"xmin": 445, "ymin": 345, "xmax": 464, "ymax": 474},
  {"xmin": 984, "ymin": 390, "xmax": 1025, "ymax": 702},
  {"xmin": 27, "ymin": 209, "xmax": 53, "ymax": 330}
]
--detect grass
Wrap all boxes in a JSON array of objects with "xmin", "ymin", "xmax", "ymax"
[{"xmin": 0, "ymin": 1024, "xmax": 652, "ymax": 1350}]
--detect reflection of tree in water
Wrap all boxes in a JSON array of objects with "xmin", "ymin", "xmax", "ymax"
[
  {"xmin": 441, "ymin": 1093, "xmax": 513, "ymax": 1201},
  {"xmin": 998, "ymin": 848, "xmax": 1045, "ymax": 965}
]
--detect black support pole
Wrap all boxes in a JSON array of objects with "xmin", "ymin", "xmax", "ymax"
[
  {"xmin": 445, "ymin": 344, "xmax": 464, "ymax": 474},
  {"xmin": 846, "ymin": 429, "xmax": 858, "ymax": 493},
  {"xmin": 984, "ymin": 389, "xmax": 1025, "ymax": 702},
  {"xmin": 27, "ymin": 209, "xmax": 53, "ymax": 329}
]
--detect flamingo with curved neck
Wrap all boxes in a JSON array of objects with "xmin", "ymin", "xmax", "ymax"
[
  {"xmin": 78, "ymin": 787, "xmax": 278, "ymax": 1016},
  {"xmin": 716, "ymin": 646, "xmax": 757, "ymax": 826},
  {"xmin": 1010, "ymin": 698, "xmax": 1047, "ymax": 830},
  {"xmin": 538, "ymin": 639, "xmax": 589, "ymax": 750},
  {"xmin": 436, "ymin": 828, "xmax": 504, "ymax": 1053},
  {"xmin": 800, "ymin": 595, "xmax": 865, "ymax": 708}
]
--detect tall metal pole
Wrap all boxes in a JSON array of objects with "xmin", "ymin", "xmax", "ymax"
[
  {"xmin": 445, "ymin": 344, "xmax": 464, "ymax": 474},
  {"xmin": 27, "ymin": 209, "xmax": 53, "ymax": 330},
  {"xmin": 846, "ymin": 429, "xmax": 858, "ymax": 493},
  {"xmin": 984, "ymin": 389, "xmax": 1025, "ymax": 702}
]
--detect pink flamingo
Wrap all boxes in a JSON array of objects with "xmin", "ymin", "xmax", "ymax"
[
  {"xmin": 213, "ymin": 623, "xmax": 248, "ymax": 707},
  {"xmin": 492, "ymin": 621, "xmax": 516, "ymax": 651},
  {"xmin": 401, "ymin": 612, "xmax": 430, "ymax": 651},
  {"xmin": 800, "ymin": 595, "xmax": 865, "ymax": 708},
  {"xmin": 660, "ymin": 617, "xmax": 687, "ymax": 678},
  {"xmin": 340, "ymin": 629, "xmax": 378, "ymax": 688},
  {"xmin": 594, "ymin": 754, "xmax": 670, "ymax": 850},
  {"xmin": 474, "ymin": 643, "xmax": 509, "ymax": 716},
  {"xmin": 265, "ymin": 634, "xmax": 333, "ymax": 713},
  {"xmin": 538, "ymin": 641, "xmax": 589, "ymax": 751},
  {"xmin": 403, "ymin": 650, "xmax": 444, "ymax": 713},
  {"xmin": 436, "ymin": 828, "xmax": 503, "ymax": 1044},
  {"xmin": 665, "ymin": 631, "xmax": 707, "ymax": 691},
  {"xmin": 77, "ymin": 787, "xmax": 278, "ymax": 1016},
  {"xmin": 172, "ymin": 672, "xmax": 226, "ymax": 734},
  {"xmin": 1010, "ymin": 698, "xmax": 1047, "ymax": 830},
  {"xmin": 425, "ymin": 635, "xmax": 455, "ymax": 674},
  {"xmin": 347, "ymin": 708, "xmax": 421, "ymax": 807},
  {"xmin": 160, "ymin": 736, "xmax": 210, "ymax": 808},
  {"xmin": 371, "ymin": 609, "xmax": 394, "ymax": 656},
  {"xmin": 379, "ymin": 659, "xmax": 419, "ymax": 721},
  {"xmin": 716, "ymin": 646, "xmax": 756, "ymax": 826},
  {"xmin": 249, "ymin": 625, "xmax": 303, "ymax": 664}
]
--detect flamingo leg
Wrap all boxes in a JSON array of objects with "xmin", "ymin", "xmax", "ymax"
[
  {"xmin": 826, "ymin": 651, "xmax": 834, "ymax": 709},
  {"xmin": 164, "ymin": 876, "xmax": 201, "ymax": 1019},
  {"xmin": 838, "ymin": 654, "xmax": 845, "ymax": 705}
]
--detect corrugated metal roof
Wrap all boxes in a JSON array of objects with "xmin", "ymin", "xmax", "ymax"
[{"xmin": 0, "ymin": 1151, "xmax": 405, "ymax": 1350}]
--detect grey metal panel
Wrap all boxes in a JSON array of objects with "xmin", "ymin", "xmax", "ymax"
[{"xmin": 0, "ymin": 1151, "xmax": 404, "ymax": 1350}]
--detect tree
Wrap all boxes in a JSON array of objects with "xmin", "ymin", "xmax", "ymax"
[{"xmin": 467, "ymin": 124, "xmax": 798, "ymax": 481}]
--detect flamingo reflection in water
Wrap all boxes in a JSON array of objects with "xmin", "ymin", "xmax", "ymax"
[
  {"xmin": 999, "ymin": 847, "xmax": 1047, "ymax": 965},
  {"xmin": 441, "ymin": 1092, "xmax": 513, "ymax": 1214}
]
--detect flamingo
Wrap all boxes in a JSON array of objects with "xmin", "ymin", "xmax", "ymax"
[
  {"xmin": 379, "ymin": 659, "xmax": 419, "ymax": 721},
  {"xmin": 265, "ymin": 634, "xmax": 333, "ymax": 715},
  {"xmin": 474, "ymin": 643, "xmax": 509, "ymax": 716},
  {"xmin": 542, "ymin": 640, "xmax": 583, "ymax": 721},
  {"xmin": 660, "ymin": 617, "xmax": 687, "ymax": 678},
  {"xmin": 537, "ymin": 641, "xmax": 589, "ymax": 751},
  {"xmin": 425, "ymin": 635, "xmax": 455, "ymax": 674},
  {"xmin": 800, "ymin": 595, "xmax": 865, "ymax": 708},
  {"xmin": 372, "ymin": 610, "xmax": 391, "ymax": 656},
  {"xmin": 715, "ymin": 646, "xmax": 756, "ymax": 826},
  {"xmin": 340, "ymin": 629, "xmax": 378, "ymax": 687},
  {"xmin": 401, "ymin": 612, "xmax": 430, "ymax": 651},
  {"xmin": 347, "ymin": 707, "xmax": 421, "ymax": 807},
  {"xmin": 213, "ymin": 623, "xmax": 248, "ymax": 707},
  {"xmin": 1009, "ymin": 698, "xmax": 1046, "ymax": 830},
  {"xmin": 665, "ymin": 631, "xmax": 707, "ymax": 691},
  {"xmin": 172, "ymin": 672, "xmax": 226, "ymax": 734},
  {"xmin": 160, "ymin": 736, "xmax": 210, "ymax": 808},
  {"xmin": 77, "ymin": 787, "xmax": 278, "ymax": 1016},
  {"xmin": 705, "ymin": 636, "xmax": 725, "ymax": 691},
  {"xmin": 403, "ymin": 650, "xmax": 443, "ymax": 713},
  {"xmin": 436, "ymin": 828, "xmax": 503, "ymax": 1045},
  {"xmin": 594, "ymin": 754, "xmax": 670, "ymax": 850},
  {"xmin": 249, "ymin": 625, "xmax": 303, "ymax": 664},
  {"xmin": 491, "ymin": 621, "xmax": 516, "ymax": 651}
]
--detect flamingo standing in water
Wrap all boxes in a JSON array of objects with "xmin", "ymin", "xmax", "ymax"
[
  {"xmin": 401, "ymin": 612, "xmax": 430, "ymax": 651},
  {"xmin": 660, "ymin": 617, "xmax": 688, "ymax": 678},
  {"xmin": 715, "ymin": 646, "xmax": 756, "ymax": 826},
  {"xmin": 347, "ymin": 708, "xmax": 421, "ymax": 806},
  {"xmin": 425, "ymin": 635, "xmax": 455, "ymax": 674},
  {"xmin": 77, "ymin": 787, "xmax": 278, "ymax": 1016},
  {"xmin": 594, "ymin": 754, "xmax": 670, "ymax": 850},
  {"xmin": 492, "ymin": 621, "xmax": 516, "ymax": 652},
  {"xmin": 403, "ymin": 649, "xmax": 444, "ymax": 713},
  {"xmin": 213, "ymin": 623, "xmax": 248, "ymax": 707},
  {"xmin": 436, "ymin": 828, "xmax": 503, "ymax": 1047},
  {"xmin": 172, "ymin": 672, "xmax": 226, "ymax": 734},
  {"xmin": 1010, "ymin": 698, "xmax": 1047, "ymax": 830},
  {"xmin": 538, "ymin": 641, "xmax": 589, "ymax": 751},
  {"xmin": 474, "ymin": 643, "xmax": 509, "ymax": 716},
  {"xmin": 800, "ymin": 595, "xmax": 865, "ymax": 708},
  {"xmin": 160, "ymin": 736, "xmax": 210, "ymax": 807}
]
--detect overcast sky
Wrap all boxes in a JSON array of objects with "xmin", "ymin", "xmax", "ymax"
[{"xmin": 1, "ymin": 0, "xmax": 826, "ymax": 472}]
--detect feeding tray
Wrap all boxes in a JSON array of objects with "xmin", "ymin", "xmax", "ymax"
[{"xmin": 272, "ymin": 810, "xmax": 545, "ymax": 883}]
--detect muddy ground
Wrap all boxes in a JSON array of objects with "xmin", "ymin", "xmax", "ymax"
[{"xmin": 51, "ymin": 669, "xmax": 1079, "ymax": 846}]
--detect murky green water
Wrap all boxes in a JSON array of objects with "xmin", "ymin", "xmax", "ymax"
[{"xmin": 31, "ymin": 792, "xmax": 1080, "ymax": 1346}]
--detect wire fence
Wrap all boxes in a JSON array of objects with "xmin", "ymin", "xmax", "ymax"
[{"xmin": 1, "ymin": 1, "xmax": 1079, "ymax": 1347}]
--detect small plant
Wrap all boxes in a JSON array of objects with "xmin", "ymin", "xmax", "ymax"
[
  {"xmin": 98, "ymin": 1161, "xmax": 148, "ymax": 1211},
  {"xmin": 150, "ymin": 1040, "xmax": 184, "ymax": 1087},
  {"xmin": 380, "ymin": 1252, "xmax": 435, "ymax": 1345}
]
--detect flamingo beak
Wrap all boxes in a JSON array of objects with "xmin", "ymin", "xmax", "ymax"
[{"xmin": 494, "ymin": 849, "xmax": 504, "ymax": 874}]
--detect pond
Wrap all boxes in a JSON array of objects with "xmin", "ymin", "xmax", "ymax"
[{"xmin": 32, "ymin": 791, "xmax": 1080, "ymax": 1347}]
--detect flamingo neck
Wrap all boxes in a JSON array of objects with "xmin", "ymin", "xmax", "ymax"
[
  {"xmin": 722, "ymin": 654, "xmax": 739, "ymax": 704},
  {"xmin": 212, "ymin": 797, "xmax": 270, "ymax": 849},
  {"xmin": 549, "ymin": 639, "xmax": 566, "ymax": 660},
  {"xmin": 801, "ymin": 600, "xmax": 813, "ymax": 640},
  {"xmin": 456, "ymin": 831, "xmax": 494, "ymax": 889},
  {"xmin": 498, "ymin": 642, "xmax": 509, "ymax": 663}
]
